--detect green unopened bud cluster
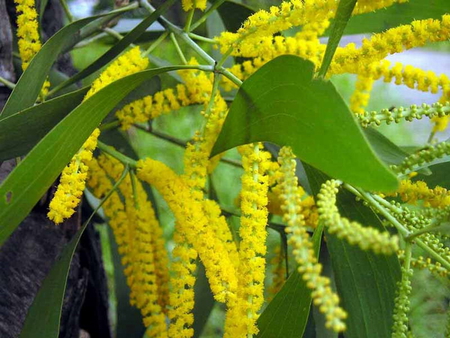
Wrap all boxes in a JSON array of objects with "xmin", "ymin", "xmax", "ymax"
[
  {"xmin": 420, "ymin": 232, "xmax": 450, "ymax": 265},
  {"xmin": 411, "ymin": 256, "xmax": 449, "ymax": 278},
  {"xmin": 278, "ymin": 147, "xmax": 347, "ymax": 333},
  {"xmin": 357, "ymin": 102, "xmax": 450, "ymax": 128},
  {"xmin": 317, "ymin": 180, "xmax": 399, "ymax": 255},
  {"xmin": 392, "ymin": 267, "xmax": 413, "ymax": 338},
  {"xmin": 392, "ymin": 142, "xmax": 450, "ymax": 174}
]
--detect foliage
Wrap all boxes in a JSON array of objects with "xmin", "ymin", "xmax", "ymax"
[{"xmin": 1, "ymin": 0, "xmax": 450, "ymax": 337}]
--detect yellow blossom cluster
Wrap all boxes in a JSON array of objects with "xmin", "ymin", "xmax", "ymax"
[
  {"xmin": 48, "ymin": 129, "xmax": 100, "ymax": 223},
  {"xmin": 136, "ymin": 158, "xmax": 238, "ymax": 303},
  {"xmin": 14, "ymin": 0, "xmax": 41, "ymax": 70},
  {"xmin": 353, "ymin": 0, "xmax": 409, "ymax": 15},
  {"xmin": 48, "ymin": 47, "xmax": 149, "ymax": 224},
  {"xmin": 14, "ymin": 0, "xmax": 50, "ymax": 96},
  {"xmin": 389, "ymin": 180, "xmax": 450, "ymax": 209},
  {"xmin": 181, "ymin": 0, "xmax": 207, "ymax": 12},
  {"xmin": 350, "ymin": 75, "xmax": 375, "ymax": 114},
  {"xmin": 224, "ymin": 144, "xmax": 271, "ymax": 337},
  {"xmin": 267, "ymin": 244, "xmax": 286, "ymax": 300},
  {"xmin": 277, "ymin": 146, "xmax": 347, "ymax": 332},
  {"xmin": 89, "ymin": 154, "xmax": 170, "ymax": 336},
  {"xmin": 317, "ymin": 180, "xmax": 399, "ymax": 254},
  {"xmin": 116, "ymin": 59, "xmax": 213, "ymax": 129},
  {"xmin": 215, "ymin": 0, "xmax": 404, "ymax": 56}
]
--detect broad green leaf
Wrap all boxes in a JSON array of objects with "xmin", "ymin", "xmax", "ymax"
[
  {"xmin": 217, "ymin": 1, "xmax": 254, "ymax": 32},
  {"xmin": 363, "ymin": 127, "xmax": 409, "ymax": 165},
  {"xmin": 318, "ymin": 0, "xmax": 357, "ymax": 77},
  {"xmin": 304, "ymin": 164, "xmax": 402, "ymax": 338},
  {"xmin": 50, "ymin": 0, "xmax": 176, "ymax": 95},
  {"xmin": 20, "ymin": 222, "xmax": 89, "ymax": 338},
  {"xmin": 0, "ymin": 66, "xmax": 188, "ymax": 247},
  {"xmin": 211, "ymin": 55, "xmax": 398, "ymax": 192},
  {"xmin": 344, "ymin": 0, "xmax": 450, "ymax": 35},
  {"xmin": 0, "ymin": 87, "xmax": 89, "ymax": 161},
  {"xmin": 256, "ymin": 223, "xmax": 324, "ymax": 338},
  {"xmin": 0, "ymin": 10, "xmax": 128, "ymax": 119}
]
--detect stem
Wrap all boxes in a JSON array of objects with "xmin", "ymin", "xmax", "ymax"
[
  {"xmin": 97, "ymin": 141, "xmax": 137, "ymax": 167},
  {"xmin": 129, "ymin": 170, "xmax": 140, "ymax": 209},
  {"xmin": 188, "ymin": 33, "xmax": 217, "ymax": 44},
  {"xmin": 190, "ymin": 0, "xmax": 227, "ymax": 31},
  {"xmin": 140, "ymin": 0, "xmax": 215, "ymax": 65},
  {"xmin": 184, "ymin": 9, "xmax": 195, "ymax": 32},
  {"xmin": 59, "ymin": 0, "xmax": 74, "ymax": 22},
  {"xmin": 403, "ymin": 242, "xmax": 412, "ymax": 269},
  {"xmin": 100, "ymin": 120, "xmax": 121, "ymax": 131},
  {"xmin": 0, "ymin": 76, "xmax": 15, "ymax": 90},
  {"xmin": 218, "ymin": 67, "xmax": 243, "ymax": 87},
  {"xmin": 142, "ymin": 31, "xmax": 169, "ymax": 57},
  {"xmin": 170, "ymin": 33, "xmax": 187, "ymax": 64},
  {"xmin": 133, "ymin": 124, "xmax": 243, "ymax": 167}
]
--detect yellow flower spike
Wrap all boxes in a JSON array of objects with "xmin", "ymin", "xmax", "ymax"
[
  {"xmin": 96, "ymin": 154, "xmax": 169, "ymax": 336},
  {"xmin": 216, "ymin": 0, "xmax": 406, "ymax": 56},
  {"xmin": 48, "ymin": 47, "xmax": 149, "ymax": 224},
  {"xmin": 136, "ymin": 158, "xmax": 238, "ymax": 304},
  {"xmin": 277, "ymin": 146, "xmax": 347, "ymax": 333},
  {"xmin": 268, "ymin": 244, "xmax": 286, "ymax": 300},
  {"xmin": 388, "ymin": 180, "xmax": 450, "ymax": 209},
  {"xmin": 350, "ymin": 75, "xmax": 375, "ymax": 114},
  {"xmin": 224, "ymin": 143, "xmax": 271, "ymax": 337},
  {"xmin": 317, "ymin": 180, "xmax": 399, "ymax": 255},
  {"xmin": 181, "ymin": 0, "xmax": 207, "ymax": 12},
  {"xmin": 48, "ymin": 129, "xmax": 100, "ymax": 223}
]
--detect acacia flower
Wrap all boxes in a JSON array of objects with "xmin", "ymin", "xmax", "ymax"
[
  {"xmin": 277, "ymin": 146, "xmax": 347, "ymax": 332},
  {"xmin": 48, "ymin": 47, "xmax": 149, "ymax": 224},
  {"xmin": 224, "ymin": 143, "xmax": 271, "ymax": 337},
  {"xmin": 388, "ymin": 180, "xmax": 450, "ymax": 209},
  {"xmin": 94, "ymin": 154, "xmax": 169, "ymax": 336},
  {"xmin": 181, "ymin": 0, "xmax": 207, "ymax": 12}
]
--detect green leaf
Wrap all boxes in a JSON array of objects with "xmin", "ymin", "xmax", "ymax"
[
  {"xmin": 193, "ymin": 261, "xmax": 216, "ymax": 338},
  {"xmin": 0, "ymin": 87, "xmax": 89, "ymax": 161},
  {"xmin": 363, "ymin": 127, "xmax": 408, "ymax": 165},
  {"xmin": 343, "ymin": 0, "xmax": 450, "ymax": 35},
  {"xmin": 217, "ymin": 1, "xmax": 254, "ymax": 33},
  {"xmin": 415, "ymin": 162, "xmax": 450, "ymax": 189},
  {"xmin": 211, "ymin": 55, "xmax": 398, "ymax": 192},
  {"xmin": 0, "ymin": 11, "xmax": 124, "ymax": 119},
  {"xmin": 19, "ymin": 222, "xmax": 89, "ymax": 338},
  {"xmin": 303, "ymin": 164, "xmax": 402, "ymax": 338},
  {"xmin": 50, "ymin": 0, "xmax": 176, "ymax": 95},
  {"xmin": 257, "ymin": 224, "xmax": 324, "ymax": 338},
  {"xmin": 318, "ymin": 0, "xmax": 357, "ymax": 77},
  {"xmin": 0, "ymin": 66, "xmax": 187, "ymax": 247}
]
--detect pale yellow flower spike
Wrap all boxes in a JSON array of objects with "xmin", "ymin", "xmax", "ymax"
[
  {"xmin": 267, "ymin": 244, "xmax": 286, "ymax": 300},
  {"xmin": 317, "ymin": 180, "xmax": 399, "ymax": 255},
  {"xmin": 48, "ymin": 47, "xmax": 149, "ymax": 224},
  {"xmin": 224, "ymin": 143, "xmax": 271, "ymax": 337},
  {"xmin": 97, "ymin": 154, "xmax": 170, "ymax": 336},
  {"xmin": 277, "ymin": 146, "xmax": 347, "ymax": 333}
]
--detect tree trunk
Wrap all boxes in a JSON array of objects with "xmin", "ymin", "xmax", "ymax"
[{"xmin": 0, "ymin": 2, "xmax": 111, "ymax": 337}]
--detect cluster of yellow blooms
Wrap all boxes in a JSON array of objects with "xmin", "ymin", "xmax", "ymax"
[
  {"xmin": 14, "ymin": 0, "xmax": 42, "ymax": 70},
  {"xmin": 224, "ymin": 144, "xmax": 271, "ymax": 337},
  {"xmin": 277, "ymin": 147, "xmax": 347, "ymax": 332},
  {"xmin": 87, "ymin": 155, "xmax": 169, "ymax": 336},
  {"xmin": 116, "ymin": 58, "xmax": 214, "ymax": 130},
  {"xmin": 48, "ymin": 128, "xmax": 100, "ymax": 223},
  {"xmin": 181, "ymin": 0, "xmax": 207, "ymax": 12},
  {"xmin": 14, "ymin": 0, "xmax": 50, "ymax": 95},
  {"xmin": 48, "ymin": 47, "xmax": 149, "ymax": 223},
  {"xmin": 389, "ymin": 180, "xmax": 450, "ymax": 209},
  {"xmin": 317, "ymin": 180, "xmax": 399, "ymax": 255}
]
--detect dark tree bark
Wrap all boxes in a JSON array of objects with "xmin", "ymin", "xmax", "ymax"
[{"xmin": 0, "ymin": 2, "xmax": 112, "ymax": 337}]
